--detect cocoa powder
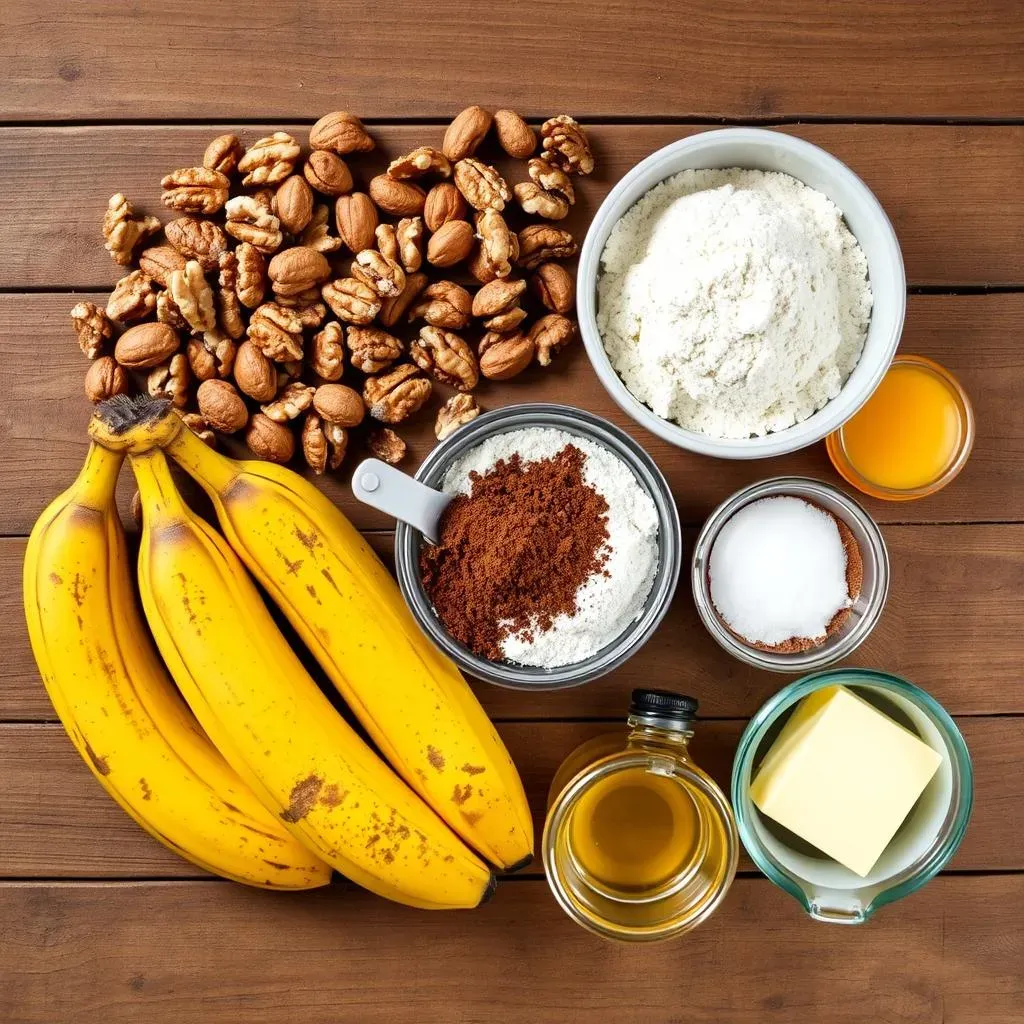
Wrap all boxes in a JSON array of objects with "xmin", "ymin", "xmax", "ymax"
[{"xmin": 420, "ymin": 445, "xmax": 609, "ymax": 661}]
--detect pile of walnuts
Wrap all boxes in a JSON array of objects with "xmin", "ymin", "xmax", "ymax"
[{"xmin": 71, "ymin": 106, "xmax": 591, "ymax": 471}]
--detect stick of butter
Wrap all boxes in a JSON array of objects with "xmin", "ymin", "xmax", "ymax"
[{"xmin": 750, "ymin": 684, "xmax": 943, "ymax": 877}]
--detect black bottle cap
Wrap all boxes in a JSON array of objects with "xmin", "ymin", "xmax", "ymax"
[{"xmin": 629, "ymin": 689, "xmax": 699, "ymax": 722}]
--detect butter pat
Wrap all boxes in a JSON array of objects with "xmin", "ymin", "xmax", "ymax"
[{"xmin": 750, "ymin": 685, "xmax": 942, "ymax": 877}]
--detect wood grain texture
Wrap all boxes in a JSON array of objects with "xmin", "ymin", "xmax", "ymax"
[
  {"xmin": 5, "ymin": 525, "xmax": 1023, "ymax": 721},
  {"xmin": 2, "ymin": 1, "xmax": 1022, "ymax": 121},
  {"xmin": 0, "ymin": 877, "xmax": 1021, "ymax": 1023},
  {"xmin": 3, "ymin": 124, "xmax": 1023, "ymax": 288},
  {"xmin": 0, "ymin": 717, "xmax": 1016, "ymax": 879},
  {"xmin": 1, "ymin": 292, "xmax": 1021, "ymax": 535}
]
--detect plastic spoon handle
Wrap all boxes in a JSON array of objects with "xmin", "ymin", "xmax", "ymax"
[{"xmin": 350, "ymin": 459, "xmax": 452, "ymax": 545}]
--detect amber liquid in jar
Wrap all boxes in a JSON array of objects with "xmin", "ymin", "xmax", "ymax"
[{"xmin": 543, "ymin": 691, "xmax": 738, "ymax": 941}]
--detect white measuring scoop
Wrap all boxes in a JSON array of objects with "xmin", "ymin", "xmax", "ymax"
[{"xmin": 350, "ymin": 459, "xmax": 453, "ymax": 545}]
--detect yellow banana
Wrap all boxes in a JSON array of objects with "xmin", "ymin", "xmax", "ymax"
[
  {"xmin": 158, "ymin": 405, "xmax": 533, "ymax": 870},
  {"xmin": 22, "ymin": 442, "xmax": 330, "ymax": 890},
  {"xmin": 126, "ymin": 444, "xmax": 495, "ymax": 910}
]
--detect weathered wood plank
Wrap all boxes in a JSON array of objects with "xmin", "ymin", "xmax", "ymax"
[
  {"xmin": 0, "ymin": 877, "xmax": 1020, "ymax": 1023},
  {"xmin": 0, "ymin": 292, "xmax": 1019, "ymax": 535},
  {"xmin": 2, "ymin": 1, "xmax": 1021, "ymax": 121},
  {"xmin": 4, "ymin": 524, "xmax": 1023, "ymax": 722},
  {"xmin": 0, "ymin": 717, "xmax": 1014, "ymax": 879},
  {"xmin": 3, "ymin": 124, "xmax": 1022, "ymax": 288}
]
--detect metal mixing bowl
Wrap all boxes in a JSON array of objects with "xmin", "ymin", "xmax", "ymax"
[{"xmin": 394, "ymin": 404, "xmax": 682, "ymax": 690}]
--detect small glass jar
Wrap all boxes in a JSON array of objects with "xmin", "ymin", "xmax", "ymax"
[
  {"xmin": 691, "ymin": 477, "xmax": 889, "ymax": 673},
  {"xmin": 542, "ymin": 690, "xmax": 738, "ymax": 941},
  {"xmin": 826, "ymin": 354, "xmax": 975, "ymax": 501}
]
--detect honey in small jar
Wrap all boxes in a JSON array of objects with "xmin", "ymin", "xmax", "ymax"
[
  {"xmin": 827, "ymin": 354, "xmax": 975, "ymax": 500},
  {"xmin": 542, "ymin": 690, "xmax": 738, "ymax": 941}
]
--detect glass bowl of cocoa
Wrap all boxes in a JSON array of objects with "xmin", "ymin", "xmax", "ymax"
[
  {"xmin": 691, "ymin": 477, "xmax": 890, "ymax": 673},
  {"xmin": 394, "ymin": 404, "xmax": 682, "ymax": 689}
]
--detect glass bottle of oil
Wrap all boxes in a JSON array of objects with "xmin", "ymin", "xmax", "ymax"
[{"xmin": 542, "ymin": 690, "xmax": 738, "ymax": 941}]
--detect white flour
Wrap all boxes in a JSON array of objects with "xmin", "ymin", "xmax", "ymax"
[
  {"xmin": 441, "ymin": 427, "xmax": 660, "ymax": 668},
  {"xmin": 598, "ymin": 168, "xmax": 873, "ymax": 438}
]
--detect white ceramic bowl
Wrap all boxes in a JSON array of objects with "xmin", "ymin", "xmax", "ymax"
[{"xmin": 577, "ymin": 128, "xmax": 906, "ymax": 460}]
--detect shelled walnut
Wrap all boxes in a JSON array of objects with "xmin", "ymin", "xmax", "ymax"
[
  {"xmin": 366, "ymin": 427, "xmax": 406, "ymax": 464},
  {"xmin": 363, "ymin": 364, "xmax": 432, "ymax": 423},
  {"xmin": 410, "ymin": 281, "xmax": 472, "ymax": 330},
  {"xmin": 82, "ymin": 105, "xmax": 589, "ymax": 472},
  {"xmin": 410, "ymin": 327, "xmax": 479, "ymax": 391},
  {"xmin": 435, "ymin": 393, "xmax": 481, "ymax": 440},
  {"xmin": 70, "ymin": 301, "xmax": 114, "ymax": 359},
  {"xmin": 102, "ymin": 193, "xmax": 160, "ymax": 265}
]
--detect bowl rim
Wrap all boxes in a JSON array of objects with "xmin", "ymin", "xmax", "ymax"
[
  {"xmin": 394, "ymin": 403, "xmax": 683, "ymax": 690},
  {"xmin": 577, "ymin": 126, "xmax": 907, "ymax": 460}
]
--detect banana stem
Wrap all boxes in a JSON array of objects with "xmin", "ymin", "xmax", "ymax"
[
  {"xmin": 72, "ymin": 443, "xmax": 124, "ymax": 511},
  {"xmin": 164, "ymin": 425, "xmax": 239, "ymax": 496},
  {"xmin": 130, "ymin": 449, "xmax": 189, "ymax": 521}
]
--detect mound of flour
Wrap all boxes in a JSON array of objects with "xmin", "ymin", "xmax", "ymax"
[{"xmin": 597, "ymin": 169, "xmax": 872, "ymax": 439}]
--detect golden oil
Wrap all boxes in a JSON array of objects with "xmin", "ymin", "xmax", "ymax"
[{"xmin": 543, "ymin": 691, "xmax": 738, "ymax": 941}]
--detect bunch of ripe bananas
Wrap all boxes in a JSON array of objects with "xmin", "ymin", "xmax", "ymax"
[{"xmin": 23, "ymin": 395, "xmax": 532, "ymax": 909}]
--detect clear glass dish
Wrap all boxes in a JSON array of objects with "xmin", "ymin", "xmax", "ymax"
[
  {"xmin": 731, "ymin": 669, "xmax": 973, "ymax": 924},
  {"xmin": 691, "ymin": 477, "xmax": 889, "ymax": 673},
  {"xmin": 826, "ymin": 354, "xmax": 976, "ymax": 501}
]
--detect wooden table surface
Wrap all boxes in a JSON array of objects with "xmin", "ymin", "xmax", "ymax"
[{"xmin": 1, "ymin": 2, "xmax": 1022, "ymax": 1021}]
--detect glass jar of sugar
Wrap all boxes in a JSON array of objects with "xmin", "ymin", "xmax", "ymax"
[{"xmin": 691, "ymin": 477, "xmax": 889, "ymax": 672}]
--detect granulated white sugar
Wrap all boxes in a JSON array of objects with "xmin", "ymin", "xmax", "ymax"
[{"xmin": 708, "ymin": 495, "xmax": 851, "ymax": 646}]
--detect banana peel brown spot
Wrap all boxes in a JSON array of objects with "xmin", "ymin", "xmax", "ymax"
[
  {"xmin": 305, "ymin": 583, "xmax": 321, "ymax": 604},
  {"xmin": 262, "ymin": 860, "xmax": 292, "ymax": 870},
  {"xmin": 49, "ymin": 572, "xmax": 63, "ymax": 585},
  {"xmin": 320, "ymin": 567, "xmax": 340, "ymax": 593},
  {"xmin": 460, "ymin": 809, "xmax": 483, "ymax": 828},
  {"xmin": 461, "ymin": 763, "xmax": 486, "ymax": 776},
  {"xmin": 71, "ymin": 572, "xmax": 88, "ymax": 607},
  {"xmin": 294, "ymin": 526, "xmax": 321, "ymax": 552},
  {"xmin": 275, "ymin": 548, "xmax": 304, "ymax": 575},
  {"xmin": 139, "ymin": 777, "xmax": 152, "ymax": 801},
  {"xmin": 426, "ymin": 745, "xmax": 445, "ymax": 771},
  {"xmin": 452, "ymin": 783, "xmax": 473, "ymax": 806},
  {"xmin": 280, "ymin": 774, "xmax": 323, "ymax": 822},
  {"xmin": 84, "ymin": 740, "xmax": 110, "ymax": 776},
  {"xmin": 319, "ymin": 783, "xmax": 347, "ymax": 808}
]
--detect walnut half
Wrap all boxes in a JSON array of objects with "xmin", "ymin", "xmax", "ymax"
[
  {"xmin": 70, "ymin": 301, "xmax": 114, "ymax": 359},
  {"xmin": 435, "ymin": 393, "xmax": 481, "ymax": 441},
  {"xmin": 409, "ymin": 327, "xmax": 479, "ymax": 392},
  {"xmin": 363, "ymin": 364, "xmax": 432, "ymax": 423}
]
